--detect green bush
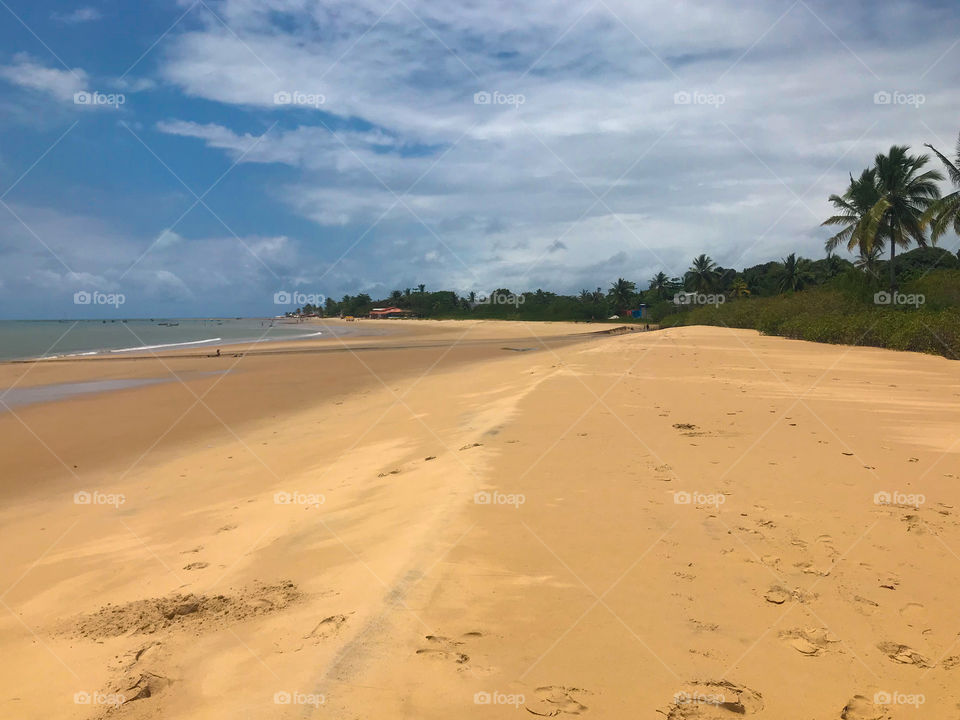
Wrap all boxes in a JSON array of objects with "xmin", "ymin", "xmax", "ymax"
[{"xmin": 661, "ymin": 286, "xmax": 960, "ymax": 360}]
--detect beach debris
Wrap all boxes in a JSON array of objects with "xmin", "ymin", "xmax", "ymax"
[{"xmin": 459, "ymin": 442, "xmax": 482, "ymax": 450}]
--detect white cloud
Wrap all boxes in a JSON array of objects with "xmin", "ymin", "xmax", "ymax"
[
  {"xmin": 0, "ymin": 55, "xmax": 86, "ymax": 101},
  {"xmin": 51, "ymin": 7, "xmax": 102, "ymax": 23}
]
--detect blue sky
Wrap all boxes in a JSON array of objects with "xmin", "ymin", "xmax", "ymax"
[{"xmin": 0, "ymin": 0, "xmax": 958, "ymax": 318}]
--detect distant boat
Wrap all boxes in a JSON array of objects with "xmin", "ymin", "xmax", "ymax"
[{"xmin": 157, "ymin": 322, "xmax": 179, "ymax": 327}]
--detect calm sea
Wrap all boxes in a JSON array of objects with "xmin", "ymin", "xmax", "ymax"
[{"xmin": 0, "ymin": 318, "xmax": 359, "ymax": 362}]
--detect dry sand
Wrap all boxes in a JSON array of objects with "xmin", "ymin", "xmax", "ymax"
[{"xmin": 1, "ymin": 323, "xmax": 959, "ymax": 719}]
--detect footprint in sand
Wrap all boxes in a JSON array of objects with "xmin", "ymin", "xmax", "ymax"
[
  {"xmin": 666, "ymin": 681, "xmax": 763, "ymax": 718},
  {"xmin": 898, "ymin": 602, "xmax": 926, "ymax": 627},
  {"xmin": 779, "ymin": 628, "xmax": 839, "ymax": 656},
  {"xmin": 794, "ymin": 535, "xmax": 838, "ymax": 577},
  {"xmin": 117, "ymin": 671, "xmax": 172, "ymax": 704},
  {"xmin": 182, "ymin": 562, "xmax": 209, "ymax": 570},
  {"xmin": 415, "ymin": 634, "xmax": 470, "ymax": 664},
  {"xmin": 840, "ymin": 695, "xmax": 886, "ymax": 720},
  {"xmin": 764, "ymin": 586, "xmax": 798, "ymax": 605},
  {"xmin": 524, "ymin": 686, "xmax": 590, "ymax": 716},
  {"xmin": 110, "ymin": 640, "xmax": 162, "ymax": 672},
  {"xmin": 877, "ymin": 642, "xmax": 931, "ymax": 667},
  {"xmin": 849, "ymin": 594, "xmax": 880, "ymax": 616},
  {"xmin": 304, "ymin": 613, "xmax": 351, "ymax": 642}
]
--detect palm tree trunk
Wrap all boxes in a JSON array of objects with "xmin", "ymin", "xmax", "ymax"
[{"xmin": 889, "ymin": 221, "xmax": 897, "ymax": 292}]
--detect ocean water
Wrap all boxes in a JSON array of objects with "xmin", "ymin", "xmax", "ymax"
[{"xmin": 0, "ymin": 318, "xmax": 355, "ymax": 362}]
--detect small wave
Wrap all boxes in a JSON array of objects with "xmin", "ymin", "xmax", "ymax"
[
  {"xmin": 109, "ymin": 338, "xmax": 222, "ymax": 353},
  {"xmin": 40, "ymin": 351, "xmax": 99, "ymax": 360}
]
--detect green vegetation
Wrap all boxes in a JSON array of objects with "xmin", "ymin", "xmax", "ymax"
[
  {"xmin": 290, "ymin": 133, "xmax": 960, "ymax": 360},
  {"xmin": 661, "ymin": 269, "xmax": 960, "ymax": 359}
]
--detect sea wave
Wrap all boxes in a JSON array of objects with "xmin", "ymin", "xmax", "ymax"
[{"xmin": 109, "ymin": 338, "xmax": 223, "ymax": 353}]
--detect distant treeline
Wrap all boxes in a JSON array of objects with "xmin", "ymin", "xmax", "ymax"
[{"xmin": 291, "ymin": 246, "xmax": 960, "ymax": 325}]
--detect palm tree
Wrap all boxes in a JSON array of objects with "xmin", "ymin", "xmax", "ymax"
[
  {"xmin": 417, "ymin": 283, "xmax": 426, "ymax": 294},
  {"xmin": 389, "ymin": 289, "xmax": 403, "ymax": 303},
  {"xmin": 730, "ymin": 277, "xmax": 750, "ymax": 298},
  {"xmin": 924, "ymin": 134, "xmax": 960, "ymax": 242},
  {"xmin": 823, "ymin": 169, "xmax": 887, "ymax": 257},
  {"xmin": 685, "ymin": 254, "xmax": 718, "ymax": 292},
  {"xmin": 578, "ymin": 289, "xmax": 591, "ymax": 303},
  {"xmin": 607, "ymin": 278, "xmax": 636, "ymax": 315},
  {"xmin": 872, "ymin": 145, "xmax": 942, "ymax": 291},
  {"xmin": 778, "ymin": 253, "xmax": 812, "ymax": 293},
  {"xmin": 854, "ymin": 243, "xmax": 884, "ymax": 280},
  {"xmin": 823, "ymin": 252, "xmax": 844, "ymax": 279},
  {"xmin": 649, "ymin": 271, "xmax": 670, "ymax": 300}
]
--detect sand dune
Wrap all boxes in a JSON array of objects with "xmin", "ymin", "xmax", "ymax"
[{"xmin": 1, "ymin": 324, "xmax": 959, "ymax": 718}]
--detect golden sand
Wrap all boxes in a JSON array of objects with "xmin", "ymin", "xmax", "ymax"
[{"xmin": 1, "ymin": 322, "xmax": 958, "ymax": 718}]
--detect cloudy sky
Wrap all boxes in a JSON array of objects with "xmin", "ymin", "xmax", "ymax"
[{"xmin": 0, "ymin": 0, "xmax": 958, "ymax": 318}]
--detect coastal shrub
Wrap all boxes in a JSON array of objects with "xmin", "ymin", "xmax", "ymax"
[{"xmin": 661, "ymin": 287, "xmax": 960, "ymax": 360}]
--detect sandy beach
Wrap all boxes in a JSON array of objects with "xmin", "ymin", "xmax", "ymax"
[{"xmin": 2, "ymin": 322, "xmax": 959, "ymax": 719}]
